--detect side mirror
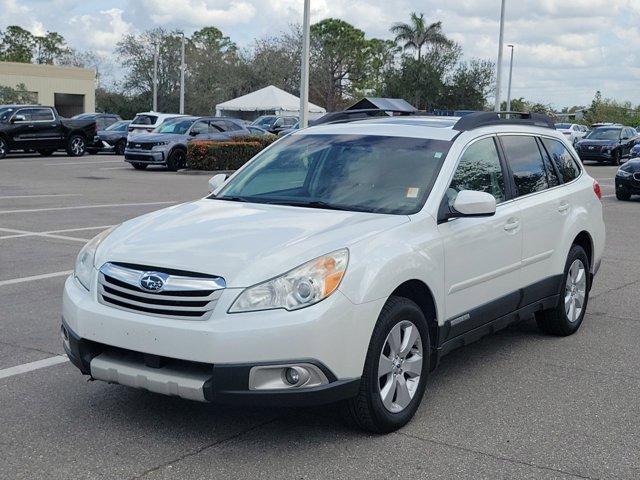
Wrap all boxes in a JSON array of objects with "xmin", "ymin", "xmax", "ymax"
[
  {"xmin": 208, "ymin": 173, "xmax": 228, "ymax": 194},
  {"xmin": 189, "ymin": 130, "xmax": 199, "ymax": 136},
  {"xmin": 449, "ymin": 190, "xmax": 496, "ymax": 219},
  {"xmin": 12, "ymin": 114, "xmax": 26, "ymax": 123}
]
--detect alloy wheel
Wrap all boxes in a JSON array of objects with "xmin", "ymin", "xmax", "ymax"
[
  {"xmin": 0, "ymin": 138, "xmax": 6, "ymax": 157},
  {"xmin": 71, "ymin": 137, "xmax": 85, "ymax": 155},
  {"xmin": 377, "ymin": 320, "xmax": 423, "ymax": 413},
  {"xmin": 565, "ymin": 259, "xmax": 587, "ymax": 323}
]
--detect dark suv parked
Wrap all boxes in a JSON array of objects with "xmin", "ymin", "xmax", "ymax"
[
  {"xmin": 575, "ymin": 125, "xmax": 638, "ymax": 165},
  {"xmin": 251, "ymin": 115, "xmax": 297, "ymax": 134}
]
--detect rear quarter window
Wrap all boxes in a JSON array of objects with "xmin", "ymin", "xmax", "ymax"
[{"xmin": 541, "ymin": 138, "xmax": 581, "ymax": 183}]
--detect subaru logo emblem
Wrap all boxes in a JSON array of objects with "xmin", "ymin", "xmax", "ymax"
[{"xmin": 139, "ymin": 272, "xmax": 166, "ymax": 292}]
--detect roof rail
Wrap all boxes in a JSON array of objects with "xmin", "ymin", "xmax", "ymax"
[
  {"xmin": 453, "ymin": 111, "xmax": 555, "ymax": 131},
  {"xmin": 313, "ymin": 108, "xmax": 416, "ymax": 126}
]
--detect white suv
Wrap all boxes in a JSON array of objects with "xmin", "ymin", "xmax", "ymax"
[
  {"xmin": 127, "ymin": 112, "xmax": 187, "ymax": 137},
  {"xmin": 62, "ymin": 112, "xmax": 605, "ymax": 433}
]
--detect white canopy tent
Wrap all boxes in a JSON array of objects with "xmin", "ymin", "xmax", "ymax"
[{"xmin": 215, "ymin": 85, "xmax": 325, "ymax": 121}]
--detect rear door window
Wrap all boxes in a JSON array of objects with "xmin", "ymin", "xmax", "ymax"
[
  {"xmin": 541, "ymin": 137, "xmax": 581, "ymax": 183},
  {"xmin": 500, "ymin": 135, "xmax": 551, "ymax": 197}
]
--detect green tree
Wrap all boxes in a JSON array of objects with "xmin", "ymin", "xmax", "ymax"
[
  {"xmin": 34, "ymin": 31, "xmax": 67, "ymax": 64},
  {"xmin": 0, "ymin": 26, "xmax": 34, "ymax": 62},
  {"xmin": 390, "ymin": 13, "xmax": 450, "ymax": 61},
  {"xmin": 310, "ymin": 18, "xmax": 382, "ymax": 110},
  {"xmin": 0, "ymin": 82, "xmax": 37, "ymax": 103}
]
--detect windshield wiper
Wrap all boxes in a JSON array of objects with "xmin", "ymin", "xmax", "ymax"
[
  {"xmin": 214, "ymin": 195, "xmax": 249, "ymax": 203},
  {"xmin": 268, "ymin": 199, "xmax": 364, "ymax": 212}
]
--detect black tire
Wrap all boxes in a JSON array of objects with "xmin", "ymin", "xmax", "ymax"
[
  {"xmin": 616, "ymin": 187, "xmax": 631, "ymax": 201},
  {"xmin": 0, "ymin": 137, "xmax": 7, "ymax": 159},
  {"xmin": 66, "ymin": 134, "xmax": 86, "ymax": 157},
  {"xmin": 611, "ymin": 150, "xmax": 621, "ymax": 166},
  {"xmin": 343, "ymin": 296, "xmax": 430, "ymax": 433},
  {"xmin": 536, "ymin": 245, "xmax": 590, "ymax": 336},
  {"xmin": 131, "ymin": 162, "xmax": 148, "ymax": 170},
  {"xmin": 165, "ymin": 148, "xmax": 187, "ymax": 171},
  {"xmin": 38, "ymin": 149, "xmax": 55, "ymax": 156},
  {"xmin": 114, "ymin": 140, "xmax": 126, "ymax": 156}
]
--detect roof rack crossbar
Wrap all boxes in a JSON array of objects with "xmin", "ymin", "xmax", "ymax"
[
  {"xmin": 453, "ymin": 111, "xmax": 555, "ymax": 131},
  {"xmin": 313, "ymin": 108, "xmax": 417, "ymax": 126}
]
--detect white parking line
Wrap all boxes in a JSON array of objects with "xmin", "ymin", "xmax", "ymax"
[
  {"xmin": 0, "ymin": 193, "xmax": 82, "ymax": 200},
  {"xmin": 0, "ymin": 355, "xmax": 69, "ymax": 380},
  {"xmin": 0, "ymin": 270, "xmax": 73, "ymax": 287},
  {"xmin": 0, "ymin": 201, "xmax": 176, "ymax": 214},
  {"xmin": 0, "ymin": 227, "xmax": 89, "ymax": 242},
  {"xmin": 45, "ymin": 160, "xmax": 123, "ymax": 166}
]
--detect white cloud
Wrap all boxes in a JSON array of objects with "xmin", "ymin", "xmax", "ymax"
[{"xmin": 1, "ymin": 0, "xmax": 639, "ymax": 107}]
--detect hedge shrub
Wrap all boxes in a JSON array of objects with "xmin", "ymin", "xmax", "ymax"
[{"xmin": 187, "ymin": 134, "xmax": 278, "ymax": 171}]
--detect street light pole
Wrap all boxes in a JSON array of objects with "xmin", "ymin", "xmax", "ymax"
[
  {"xmin": 506, "ymin": 44, "xmax": 514, "ymax": 114},
  {"xmin": 179, "ymin": 32, "xmax": 185, "ymax": 114},
  {"xmin": 299, "ymin": 0, "xmax": 311, "ymax": 128},
  {"xmin": 152, "ymin": 43, "xmax": 158, "ymax": 111},
  {"xmin": 493, "ymin": 0, "xmax": 506, "ymax": 112}
]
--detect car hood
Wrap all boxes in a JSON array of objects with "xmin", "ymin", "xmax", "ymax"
[
  {"xmin": 128, "ymin": 133, "xmax": 184, "ymax": 143},
  {"xmin": 95, "ymin": 199, "xmax": 409, "ymax": 287}
]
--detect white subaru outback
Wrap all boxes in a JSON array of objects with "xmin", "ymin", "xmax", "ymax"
[{"xmin": 62, "ymin": 112, "xmax": 605, "ymax": 433}]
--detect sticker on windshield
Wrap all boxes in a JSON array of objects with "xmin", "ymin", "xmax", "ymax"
[
  {"xmin": 406, "ymin": 187, "xmax": 420, "ymax": 198},
  {"xmin": 434, "ymin": 152, "xmax": 443, "ymax": 158}
]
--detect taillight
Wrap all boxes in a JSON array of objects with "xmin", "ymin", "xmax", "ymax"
[{"xmin": 593, "ymin": 180, "xmax": 602, "ymax": 200}]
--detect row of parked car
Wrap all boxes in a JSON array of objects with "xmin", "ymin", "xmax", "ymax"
[
  {"xmin": 555, "ymin": 122, "xmax": 640, "ymax": 166},
  {"xmin": 0, "ymin": 104, "xmax": 299, "ymax": 166}
]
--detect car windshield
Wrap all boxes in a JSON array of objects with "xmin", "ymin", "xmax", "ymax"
[
  {"xmin": 213, "ymin": 134, "xmax": 451, "ymax": 215},
  {"xmin": 106, "ymin": 121, "xmax": 130, "ymax": 132},
  {"xmin": 586, "ymin": 128, "xmax": 621, "ymax": 141},
  {"xmin": 555, "ymin": 123, "xmax": 571, "ymax": 129},
  {"xmin": 72, "ymin": 113, "xmax": 95, "ymax": 119},
  {"xmin": 154, "ymin": 118, "xmax": 195, "ymax": 134},
  {"xmin": 0, "ymin": 107, "xmax": 16, "ymax": 122},
  {"xmin": 252, "ymin": 116, "xmax": 276, "ymax": 127}
]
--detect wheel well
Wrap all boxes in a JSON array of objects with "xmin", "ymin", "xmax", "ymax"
[
  {"xmin": 573, "ymin": 231, "xmax": 593, "ymax": 269},
  {"xmin": 391, "ymin": 280, "xmax": 438, "ymax": 356}
]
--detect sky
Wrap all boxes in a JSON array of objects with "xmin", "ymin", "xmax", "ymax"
[{"xmin": 1, "ymin": 0, "xmax": 639, "ymax": 109}]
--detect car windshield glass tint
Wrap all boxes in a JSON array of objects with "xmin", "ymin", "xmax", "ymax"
[
  {"xmin": 555, "ymin": 123, "xmax": 571, "ymax": 129},
  {"xmin": 132, "ymin": 115, "xmax": 157, "ymax": 125},
  {"xmin": 0, "ymin": 107, "xmax": 15, "ymax": 122},
  {"xmin": 213, "ymin": 134, "xmax": 452, "ymax": 215},
  {"xmin": 253, "ymin": 116, "xmax": 275, "ymax": 127},
  {"xmin": 155, "ymin": 118, "xmax": 194, "ymax": 134},
  {"xmin": 587, "ymin": 128, "xmax": 620, "ymax": 140},
  {"xmin": 106, "ymin": 121, "xmax": 129, "ymax": 131}
]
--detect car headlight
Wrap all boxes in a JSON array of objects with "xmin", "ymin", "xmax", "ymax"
[
  {"xmin": 153, "ymin": 141, "xmax": 168, "ymax": 147},
  {"xmin": 74, "ymin": 226, "xmax": 117, "ymax": 290},
  {"xmin": 229, "ymin": 249, "xmax": 349, "ymax": 313},
  {"xmin": 617, "ymin": 169, "xmax": 633, "ymax": 178}
]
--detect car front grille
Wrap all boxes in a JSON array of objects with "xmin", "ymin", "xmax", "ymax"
[
  {"xmin": 98, "ymin": 263, "xmax": 225, "ymax": 320},
  {"xmin": 127, "ymin": 142, "xmax": 154, "ymax": 150}
]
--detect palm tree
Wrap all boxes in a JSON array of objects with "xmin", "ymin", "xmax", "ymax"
[{"xmin": 390, "ymin": 13, "xmax": 450, "ymax": 61}]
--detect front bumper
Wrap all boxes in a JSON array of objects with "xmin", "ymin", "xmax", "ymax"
[
  {"xmin": 62, "ymin": 275, "xmax": 381, "ymax": 405},
  {"xmin": 616, "ymin": 176, "xmax": 640, "ymax": 195},
  {"xmin": 124, "ymin": 149, "xmax": 165, "ymax": 164},
  {"xmin": 576, "ymin": 148, "xmax": 613, "ymax": 161}
]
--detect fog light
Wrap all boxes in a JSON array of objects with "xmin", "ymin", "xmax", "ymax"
[{"xmin": 285, "ymin": 367, "xmax": 300, "ymax": 385}]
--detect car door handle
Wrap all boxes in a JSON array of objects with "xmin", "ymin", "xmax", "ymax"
[
  {"xmin": 558, "ymin": 202, "xmax": 570, "ymax": 213},
  {"xmin": 504, "ymin": 218, "xmax": 520, "ymax": 232}
]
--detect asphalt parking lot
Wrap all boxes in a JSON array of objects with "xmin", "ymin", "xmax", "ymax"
[{"xmin": 1, "ymin": 153, "xmax": 639, "ymax": 480}]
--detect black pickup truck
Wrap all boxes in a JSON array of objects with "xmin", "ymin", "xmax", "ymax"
[{"xmin": 0, "ymin": 105, "xmax": 97, "ymax": 159}]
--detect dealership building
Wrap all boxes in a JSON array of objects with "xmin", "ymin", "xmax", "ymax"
[{"xmin": 0, "ymin": 61, "xmax": 96, "ymax": 117}]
